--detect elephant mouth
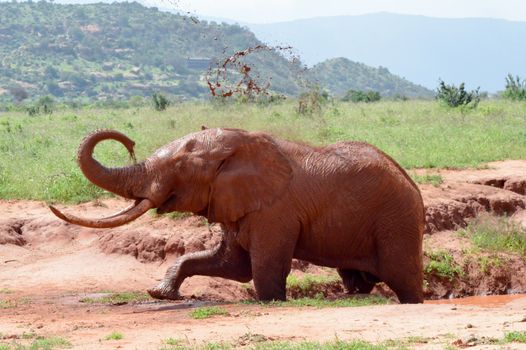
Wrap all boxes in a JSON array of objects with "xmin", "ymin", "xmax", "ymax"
[
  {"xmin": 49, "ymin": 198, "xmax": 154, "ymax": 228},
  {"xmin": 156, "ymin": 194, "xmax": 178, "ymax": 215}
]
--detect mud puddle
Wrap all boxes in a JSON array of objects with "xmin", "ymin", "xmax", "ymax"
[{"xmin": 426, "ymin": 294, "xmax": 526, "ymax": 308}]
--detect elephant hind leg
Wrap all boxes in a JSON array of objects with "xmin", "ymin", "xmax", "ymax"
[
  {"xmin": 375, "ymin": 236, "xmax": 424, "ymax": 303},
  {"xmin": 337, "ymin": 269, "xmax": 378, "ymax": 294}
]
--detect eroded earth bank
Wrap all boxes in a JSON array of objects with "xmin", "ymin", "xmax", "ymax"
[{"xmin": 2, "ymin": 160, "xmax": 526, "ymax": 349}]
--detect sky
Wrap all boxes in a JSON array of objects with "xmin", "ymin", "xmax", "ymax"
[{"xmin": 136, "ymin": 0, "xmax": 526, "ymax": 23}]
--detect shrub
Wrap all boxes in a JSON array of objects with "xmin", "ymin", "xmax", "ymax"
[
  {"xmin": 297, "ymin": 87, "xmax": 329, "ymax": 115},
  {"xmin": 342, "ymin": 89, "xmax": 381, "ymax": 103},
  {"xmin": 502, "ymin": 74, "xmax": 526, "ymax": 101},
  {"xmin": 424, "ymin": 250, "xmax": 462, "ymax": 280},
  {"xmin": 27, "ymin": 95, "xmax": 55, "ymax": 116},
  {"xmin": 435, "ymin": 79, "xmax": 480, "ymax": 108},
  {"xmin": 152, "ymin": 92, "xmax": 169, "ymax": 111}
]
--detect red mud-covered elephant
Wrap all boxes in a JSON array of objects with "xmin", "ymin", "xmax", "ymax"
[{"xmin": 51, "ymin": 128, "xmax": 424, "ymax": 303}]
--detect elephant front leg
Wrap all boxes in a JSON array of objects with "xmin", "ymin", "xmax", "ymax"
[
  {"xmin": 249, "ymin": 227, "xmax": 298, "ymax": 301},
  {"xmin": 147, "ymin": 235, "xmax": 252, "ymax": 300}
]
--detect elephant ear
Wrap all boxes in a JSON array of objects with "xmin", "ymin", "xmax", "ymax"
[{"xmin": 208, "ymin": 132, "xmax": 292, "ymax": 223}]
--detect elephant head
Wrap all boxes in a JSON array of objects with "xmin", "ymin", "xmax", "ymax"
[{"xmin": 50, "ymin": 128, "xmax": 292, "ymax": 228}]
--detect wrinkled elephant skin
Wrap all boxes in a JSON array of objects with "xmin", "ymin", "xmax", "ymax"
[{"xmin": 51, "ymin": 128, "xmax": 425, "ymax": 303}]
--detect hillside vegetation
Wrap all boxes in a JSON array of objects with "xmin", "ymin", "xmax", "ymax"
[
  {"xmin": 0, "ymin": 2, "xmax": 431, "ymax": 103},
  {"xmin": 308, "ymin": 58, "xmax": 432, "ymax": 98},
  {"xmin": 0, "ymin": 1, "xmax": 301, "ymax": 102}
]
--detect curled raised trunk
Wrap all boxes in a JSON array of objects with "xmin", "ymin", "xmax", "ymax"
[
  {"xmin": 50, "ymin": 129, "xmax": 153, "ymax": 228},
  {"xmin": 77, "ymin": 129, "xmax": 146, "ymax": 199}
]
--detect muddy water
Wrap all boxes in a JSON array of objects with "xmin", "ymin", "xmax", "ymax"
[{"xmin": 426, "ymin": 294, "xmax": 526, "ymax": 307}]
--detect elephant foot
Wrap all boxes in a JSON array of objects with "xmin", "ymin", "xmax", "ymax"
[{"xmin": 147, "ymin": 283, "xmax": 182, "ymax": 300}]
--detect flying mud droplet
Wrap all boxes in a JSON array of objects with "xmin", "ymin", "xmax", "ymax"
[
  {"xmin": 206, "ymin": 45, "xmax": 298, "ymax": 98},
  {"xmin": 138, "ymin": 0, "xmax": 311, "ymax": 98}
]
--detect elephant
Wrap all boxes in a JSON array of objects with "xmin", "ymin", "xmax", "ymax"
[{"xmin": 50, "ymin": 128, "xmax": 425, "ymax": 303}]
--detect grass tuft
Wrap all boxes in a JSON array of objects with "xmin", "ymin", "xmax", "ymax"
[
  {"xmin": 424, "ymin": 250, "xmax": 463, "ymax": 281},
  {"xmin": 104, "ymin": 332, "xmax": 124, "ymax": 341},
  {"xmin": 459, "ymin": 215, "xmax": 526, "ymax": 256},
  {"xmin": 286, "ymin": 274, "xmax": 340, "ymax": 295},
  {"xmin": 0, "ymin": 300, "xmax": 15, "ymax": 309},
  {"xmin": 79, "ymin": 291, "xmax": 150, "ymax": 305},
  {"xmin": 0, "ymin": 336, "xmax": 72, "ymax": 350},
  {"xmin": 265, "ymin": 295, "xmax": 390, "ymax": 308},
  {"xmin": 189, "ymin": 306, "xmax": 230, "ymax": 319},
  {"xmin": 504, "ymin": 331, "xmax": 526, "ymax": 343},
  {"xmin": 410, "ymin": 173, "xmax": 443, "ymax": 187}
]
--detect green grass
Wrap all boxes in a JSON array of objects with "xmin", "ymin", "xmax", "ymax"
[
  {"xmin": 0, "ymin": 300, "xmax": 15, "ymax": 309},
  {"xmin": 189, "ymin": 306, "xmax": 230, "ymax": 319},
  {"xmin": 424, "ymin": 250, "xmax": 463, "ymax": 281},
  {"xmin": 504, "ymin": 331, "xmax": 526, "ymax": 343},
  {"xmin": 104, "ymin": 332, "xmax": 124, "ymax": 341},
  {"xmin": 459, "ymin": 216, "xmax": 526, "ymax": 256},
  {"xmin": 1, "ymin": 99, "xmax": 526, "ymax": 203},
  {"xmin": 264, "ymin": 295, "xmax": 390, "ymax": 308},
  {"xmin": 0, "ymin": 337, "xmax": 71, "ymax": 350},
  {"xmin": 476, "ymin": 254, "xmax": 504, "ymax": 274},
  {"xmin": 79, "ymin": 291, "xmax": 150, "ymax": 304},
  {"xmin": 0, "ymin": 288, "xmax": 13, "ymax": 294},
  {"xmin": 410, "ymin": 173, "xmax": 443, "ymax": 187},
  {"xmin": 286, "ymin": 274, "xmax": 340, "ymax": 295}
]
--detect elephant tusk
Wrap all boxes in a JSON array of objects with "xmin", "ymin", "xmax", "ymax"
[
  {"xmin": 49, "ymin": 198, "xmax": 154, "ymax": 229},
  {"xmin": 103, "ymin": 199, "xmax": 142, "ymax": 219}
]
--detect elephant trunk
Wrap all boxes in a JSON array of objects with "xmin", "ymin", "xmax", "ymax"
[
  {"xmin": 49, "ymin": 129, "xmax": 154, "ymax": 228},
  {"xmin": 77, "ymin": 129, "xmax": 145, "ymax": 199}
]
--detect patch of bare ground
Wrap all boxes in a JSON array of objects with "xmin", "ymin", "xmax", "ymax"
[
  {"xmin": 422, "ymin": 160, "xmax": 526, "ymax": 234},
  {"xmin": 3, "ymin": 161, "xmax": 526, "ymax": 349}
]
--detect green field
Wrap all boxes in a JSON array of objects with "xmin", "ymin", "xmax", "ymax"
[{"xmin": 1, "ymin": 99, "xmax": 525, "ymax": 203}]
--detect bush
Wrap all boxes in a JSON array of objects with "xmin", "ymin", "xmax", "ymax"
[
  {"xmin": 342, "ymin": 89, "xmax": 381, "ymax": 103},
  {"xmin": 27, "ymin": 95, "xmax": 55, "ymax": 116},
  {"xmin": 502, "ymin": 74, "xmax": 526, "ymax": 101},
  {"xmin": 297, "ymin": 87, "xmax": 329, "ymax": 115},
  {"xmin": 152, "ymin": 92, "xmax": 169, "ymax": 111},
  {"xmin": 436, "ymin": 79, "xmax": 480, "ymax": 108}
]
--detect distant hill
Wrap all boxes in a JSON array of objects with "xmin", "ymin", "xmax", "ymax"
[
  {"xmin": 0, "ymin": 3, "xmax": 432, "ymax": 102},
  {"xmin": 249, "ymin": 12, "xmax": 526, "ymax": 92},
  {"xmin": 308, "ymin": 58, "xmax": 432, "ymax": 98},
  {"xmin": 0, "ymin": 1, "xmax": 303, "ymax": 102}
]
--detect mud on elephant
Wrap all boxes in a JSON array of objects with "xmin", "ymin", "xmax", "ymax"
[{"xmin": 51, "ymin": 128, "xmax": 425, "ymax": 303}]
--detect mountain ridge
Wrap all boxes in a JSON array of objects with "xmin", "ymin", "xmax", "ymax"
[
  {"xmin": 0, "ymin": 2, "xmax": 432, "ymax": 102},
  {"xmin": 248, "ymin": 12, "xmax": 526, "ymax": 92}
]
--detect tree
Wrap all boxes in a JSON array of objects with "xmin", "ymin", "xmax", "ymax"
[
  {"xmin": 342, "ymin": 89, "xmax": 381, "ymax": 103},
  {"xmin": 435, "ymin": 80, "xmax": 480, "ymax": 108},
  {"xmin": 152, "ymin": 92, "xmax": 169, "ymax": 111},
  {"xmin": 502, "ymin": 74, "xmax": 526, "ymax": 101}
]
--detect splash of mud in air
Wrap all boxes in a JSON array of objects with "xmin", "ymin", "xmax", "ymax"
[{"xmin": 206, "ymin": 45, "xmax": 296, "ymax": 98}]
